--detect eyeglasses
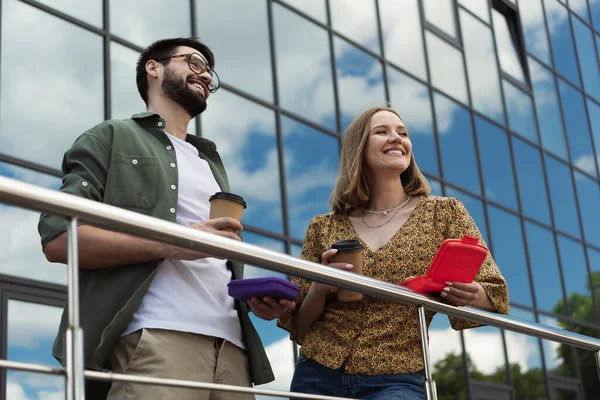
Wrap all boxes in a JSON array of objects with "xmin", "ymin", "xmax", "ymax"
[{"xmin": 158, "ymin": 53, "xmax": 220, "ymax": 93}]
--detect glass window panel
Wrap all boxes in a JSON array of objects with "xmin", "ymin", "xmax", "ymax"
[
  {"xmin": 110, "ymin": 0, "xmax": 190, "ymax": 47},
  {"xmin": 503, "ymin": 80, "xmax": 537, "ymax": 142},
  {"xmin": 520, "ymin": 0, "xmax": 552, "ymax": 65},
  {"xmin": 35, "ymin": 0, "xmax": 102, "ymax": 27},
  {"xmin": 586, "ymin": 98, "xmax": 600, "ymax": 165},
  {"xmin": 423, "ymin": 0, "xmax": 457, "ymax": 38},
  {"xmin": 578, "ymin": 345, "xmax": 600, "ymax": 400},
  {"xmin": 592, "ymin": 2, "xmax": 600, "ymax": 32},
  {"xmin": 545, "ymin": 0, "xmax": 581, "ymax": 86},
  {"xmin": 334, "ymin": 38, "xmax": 386, "ymax": 129},
  {"xmin": 570, "ymin": 0, "xmax": 591, "ymax": 22},
  {"xmin": 492, "ymin": 9, "xmax": 526, "ymax": 83},
  {"xmin": 434, "ymin": 94, "xmax": 481, "ymax": 194},
  {"xmin": 557, "ymin": 235, "xmax": 594, "ymax": 324},
  {"xmin": 558, "ymin": 80, "xmax": 596, "ymax": 176},
  {"xmin": 241, "ymin": 233, "xmax": 295, "ymax": 397},
  {"xmin": 505, "ymin": 310, "xmax": 548, "ymax": 400},
  {"xmin": 0, "ymin": 0, "xmax": 104, "ymax": 170},
  {"xmin": 429, "ymin": 316, "xmax": 469, "ymax": 397},
  {"xmin": 460, "ymin": 10, "xmax": 505, "ymax": 123},
  {"xmin": 575, "ymin": 172, "xmax": 600, "ymax": 255},
  {"xmin": 280, "ymin": 0, "xmax": 326, "ymax": 23},
  {"xmin": 464, "ymin": 327, "xmax": 508, "ymax": 384},
  {"xmin": 426, "ymin": 32, "xmax": 469, "ymax": 105},
  {"xmin": 588, "ymin": 247, "xmax": 600, "ymax": 290},
  {"xmin": 201, "ymin": 90, "xmax": 283, "ymax": 233},
  {"xmin": 330, "ymin": 0, "xmax": 379, "ymax": 54},
  {"xmin": 459, "ymin": 0, "xmax": 490, "ymax": 23},
  {"xmin": 487, "ymin": 205, "xmax": 533, "ymax": 306},
  {"xmin": 110, "ymin": 42, "xmax": 146, "ymax": 120},
  {"xmin": 475, "ymin": 117, "xmax": 518, "ymax": 210},
  {"xmin": 195, "ymin": 0, "xmax": 273, "ymax": 102},
  {"xmin": 529, "ymin": 57, "xmax": 568, "ymax": 159},
  {"xmin": 291, "ymin": 244, "xmax": 303, "ymax": 258},
  {"xmin": 0, "ymin": 164, "xmax": 65, "ymax": 285},
  {"xmin": 282, "ymin": 118, "xmax": 339, "ymax": 240},
  {"xmin": 525, "ymin": 222, "xmax": 565, "ymax": 314},
  {"xmin": 540, "ymin": 316, "xmax": 577, "ymax": 378},
  {"xmin": 429, "ymin": 178, "xmax": 443, "ymax": 196},
  {"xmin": 572, "ymin": 18, "xmax": 600, "ymax": 100},
  {"xmin": 387, "ymin": 68, "xmax": 439, "ymax": 177},
  {"xmin": 445, "ymin": 187, "xmax": 488, "ymax": 242},
  {"xmin": 273, "ymin": 4, "xmax": 336, "ymax": 130},
  {"xmin": 379, "ymin": 0, "xmax": 427, "ymax": 80},
  {"xmin": 545, "ymin": 156, "xmax": 581, "ymax": 238},
  {"xmin": 512, "ymin": 138, "xmax": 551, "ymax": 224}
]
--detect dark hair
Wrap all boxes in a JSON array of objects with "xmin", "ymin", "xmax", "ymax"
[{"xmin": 135, "ymin": 37, "xmax": 215, "ymax": 105}]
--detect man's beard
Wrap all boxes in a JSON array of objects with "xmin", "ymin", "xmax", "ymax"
[{"xmin": 161, "ymin": 68, "xmax": 207, "ymax": 118}]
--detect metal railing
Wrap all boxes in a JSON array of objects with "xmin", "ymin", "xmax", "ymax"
[{"xmin": 1, "ymin": 175, "xmax": 599, "ymax": 400}]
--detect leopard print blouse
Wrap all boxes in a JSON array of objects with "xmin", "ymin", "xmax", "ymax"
[{"xmin": 277, "ymin": 196, "xmax": 510, "ymax": 375}]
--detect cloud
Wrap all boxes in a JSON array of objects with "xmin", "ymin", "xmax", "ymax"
[
  {"xmin": 255, "ymin": 336, "xmax": 295, "ymax": 400},
  {"xmin": 574, "ymin": 154, "xmax": 599, "ymax": 176},
  {"xmin": 7, "ymin": 301, "xmax": 62, "ymax": 350},
  {"xmin": 6, "ymin": 375, "xmax": 64, "ymax": 400}
]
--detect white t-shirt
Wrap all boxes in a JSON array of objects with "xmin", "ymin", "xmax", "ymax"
[{"xmin": 123, "ymin": 133, "xmax": 245, "ymax": 349}]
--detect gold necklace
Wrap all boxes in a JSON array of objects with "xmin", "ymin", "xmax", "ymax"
[
  {"xmin": 361, "ymin": 207, "xmax": 401, "ymax": 229},
  {"xmin": 361, "ymin": 196, "xmax": 412, "ymax": 216}
]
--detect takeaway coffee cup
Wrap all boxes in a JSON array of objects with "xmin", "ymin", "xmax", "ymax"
[
  {"xmin": 209, "ymin": 192, "xmax": 247, "ymax": 232},
  {"xmin": 330, "ymin": 239, "xmax": 364, "ymax": 302}
]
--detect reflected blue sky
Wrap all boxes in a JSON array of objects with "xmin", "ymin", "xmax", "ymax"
[
  {"xmin": 572, "ymin": 17, "xmax": 600, "ymax": 100},
  {"xmin": 521, "ymin": 0, "xmax": 551, "ymax": 65},
  {"xmin": 557, "ymin": 235, "xmax": 594, "ymax": 323},
  {"xmin": 545, "ymin": 155, "xmax": 581, "ymax": 238},
  {"xmin": 445, "ymin": 187, "xmax": 488, "ymax": 242},
  {"xmin": 503, "ymin": 80, "xmax": 538, "ymax": 143},
  {"xmin": 513, "ymin": 138, "xmax": 551, "ymax": 224},
  {"xmin": 574, "ymin": 172, "xmax": 600, "ymax": 248},
  {"xmin": 546, "ymin": 0, "xmax": 581, "ymax": 86}
]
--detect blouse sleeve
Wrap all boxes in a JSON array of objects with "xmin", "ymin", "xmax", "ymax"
[
  {"xmin": 277, "ymin": 215, "xmax": 326, "ymax": 344},
  {"xmin": 445, "ymin": 198, "xmax": 510, "ymax": 330}
]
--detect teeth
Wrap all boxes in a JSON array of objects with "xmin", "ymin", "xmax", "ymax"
[{"xmin": 385, "ymin": 150, "xmax": 403, "ymax": 155}]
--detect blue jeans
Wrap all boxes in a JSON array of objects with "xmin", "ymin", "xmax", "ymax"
[{"xmin": 290, "ymin": 354, "xmax": 425, "ymax": 399}]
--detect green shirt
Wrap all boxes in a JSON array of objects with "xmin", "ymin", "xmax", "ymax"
[{"xmin": 38, "ymin": 112, "xmax": 274, "ymax": 386}]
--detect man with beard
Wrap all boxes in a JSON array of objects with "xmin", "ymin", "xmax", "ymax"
[{"xmin": 38, "ymin": 37, "xmax": 294, "ymax": 400}]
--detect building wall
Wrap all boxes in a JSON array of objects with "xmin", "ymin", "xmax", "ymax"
[{"xmin": 0, "ymin": 0, "xmax": 599, "ymax": 399}]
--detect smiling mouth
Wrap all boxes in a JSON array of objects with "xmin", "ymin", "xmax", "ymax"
[
  {"xmin": 383, "ymin": 149, "xmax": 405, "ymax": 156},
  {"xmin": 188, "ymin": 81, "xmax": 206, "ymax": 97}
]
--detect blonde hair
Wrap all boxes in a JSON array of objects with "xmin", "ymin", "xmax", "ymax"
[{"xmin": 330, "ymin": 107, "xmax": 430, "ymax": 214}]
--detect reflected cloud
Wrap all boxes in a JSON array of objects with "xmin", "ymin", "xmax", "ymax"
[
  {"xmin": 7, "ymin": 301, "xmax": 62, "ymax": 350},
  {"xmin": 255, "ymin": 337, "xmax": 295, "ymax": 399},
  {"xmin": 7, "ymin": 374, "xmax": 63, "ymax": 400}
]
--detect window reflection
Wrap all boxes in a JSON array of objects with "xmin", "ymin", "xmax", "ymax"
[
  {"xmin": 201, "ymin": 90, "xmax": 283, "ymax": 233},
  {"xmin": 570, "ymin": 0, "xmax": 591, "ymax": 22},
  {"xmin": 540, "ymin": 316, "xmax": 577, "ymax": 378},
  {"xmin": 545, "ymin": 0, "xmax": 581, "ymax": 86},
  {"xmin": 529, "ymin": 57, "xmax": 568, "ymax": 159},
  {"xmin": 429, "ymin": 315, "xmax": 469, "ymax": 397},
  {"xmin": 445, "ymin": 187, "xmax": 487, "ymax": 242},
  {"xmin": 111, "ymin": 42, "xmax": 146, "ymax": 120},
  {"xmin": 574, "ymin": 172, "xmax": 600, "ymax": 248},
  {"xmin": 35, "ymin": 0, "xmax": 102, "ymax": 27},
  {"xmin": 423, "ymin": 0, "xmax": 457, "ymax": 38},
  {"xmin": 487, "ymin": 205, "xmax": 532, "ymax": 306},
  {"xmin": 475, "ymin": 117, "xmax": 517, "ymax": 210},
  {"xmin": 387, "ymin": 68, "xmax": 439, "ymax": 177},
  {"xmin": 282, "ymin": 117, "xmax": 339, "ymax": 240},
  {"xmin": 525, "ymin": 222, "xmax": 565, "ymax": 314},
  {"xmin": 460, "ymin": 9, "xmax": 504, "ymax": 123},
  {"xmin": 110, "ymin": 0, "xmax": 190, "ymax": 47},
  {"xmin": 512, "ymin": 137, "xmax": 551, "ymax": 224},
  {"xmin": 545, "ymin": 156, "xmax": 581, "ymax": 238},
  {"xmin": 492, "ymin": 9, "xmax": 526, "ymax": 83},
  {"xmin": 273, "ymin": 4, "xmax": 336, "ymax": 130},
  {"xmin": 558, "ymin": 80, "xmax": 596, "ymax": 177},
  {"xmin": 426, "ymin": 32, "xmax": 469, "ymax": 105},
  {"xmin": 464, "ymin": 326, "xmax": 508, "ymax": 384},
  {"xmin": 586, "ymin": 98, "xmax": 600, "ymax": 166},
  {"xmin": 459, "ymin": 0, "xmax": 489, "ymax": 23},
  {"xmin": 520, "ymin": 0, "xmax": 551, "ymax": 65},
  {"xmin": 379, "ymin": 0, "xmax": 427, "ymax": 80},
  {"xmin": 592, "ymin": 2, "xmax": 600, "ymax": 33},
  {"xmin": 557, "ymin": 235, "xmax": 593, "ymax": 323},
  {"xmin": 330, "ymin": 0, "xmax": 379, "ymax": 54},
  {"xmin": 502, "ymin": 80, "xmax": 537, "ymax": 142},
  {"xmin": 334, "ymin": 38, "xmax": 386, "ymax": 129},
  {"xmin": 279, "ymin": 0, "xmax": 327, "ymax": 23},
  {"xmin": 572, "ymin": 18, "xmax": 600, "ymax": 100},
  {"xmin": 0, "ymin": 0, "xmax": 104, "ymax": 170},
  {"xmin": 434, "ymin": 94, "xmax": 481, "ymax": 194},
  {"xmin": 429, "ymin": 178, "xmax": 442, "ymax": 196}
]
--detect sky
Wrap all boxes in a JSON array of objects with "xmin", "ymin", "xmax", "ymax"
[{"xmin": 2, "ymin": 0, "xmax": 600, "ymax": 398}]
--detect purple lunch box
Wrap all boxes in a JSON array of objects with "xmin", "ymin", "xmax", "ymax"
[{"xmin": 227, "ymin": 277, "xmax": 300, "ymax": 301}]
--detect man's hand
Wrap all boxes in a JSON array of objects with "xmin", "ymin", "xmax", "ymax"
[
  {"xmin": 164, "ymin": 217, "xmax": 243, "ymax": 261},
  {"xmin": 247, "ymin": 296, "xmax": 296, "ymax": 321},
  {"xmin": 440, "ymin": 281, "xmax": 482, "ymax": 307}
]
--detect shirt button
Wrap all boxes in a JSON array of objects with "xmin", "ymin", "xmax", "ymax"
[
  {"xmin": 166, "ymin": 145, "xmax": 172, "ymax": 150},
  {"xmin": 158, "ymin": 121, "xmax": 163, "ymax": 127},
  {"xmin": 81, "ymin": 181, "xmax": 88, "ymax": 187},
  {"xmin": 171, "ymin": 185, "xmax": 176, "ymax": 190},
  {"xmin": 170, "ymin": 163, "xmax": 176, "ymax": 168},
  {"xmin": 132, "ymin": 159, "xmax": 138, "ymax": 165},
  {"xmin": 170, "ymin": 208, "xmax": 176, "ymax": 214}
]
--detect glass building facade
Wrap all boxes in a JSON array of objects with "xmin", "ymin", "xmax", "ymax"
[{"xmin": 1, "ymin": 0, "xmax": 599, "ymax": 398}]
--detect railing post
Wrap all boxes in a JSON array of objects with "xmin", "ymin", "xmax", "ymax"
[
  {"xmin": 66, "ymin": 218, "xmax": 85, "ymax": 400},
  {"xmin": 417, "ymin": 306, "xmax": 437, "ymax": 400},
  {"xmin": 596, "ymin": 350, "xmax": 600, "ymax": 386}
]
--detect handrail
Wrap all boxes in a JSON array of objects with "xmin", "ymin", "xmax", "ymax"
[{"xmin": 1, "ymin": 175, "xmax": 599, "ymax": 399}]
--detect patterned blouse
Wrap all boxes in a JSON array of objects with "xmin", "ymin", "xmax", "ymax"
[{"xmin": 277, "ymin": 196, "xmax": 509, "ymax": 376}]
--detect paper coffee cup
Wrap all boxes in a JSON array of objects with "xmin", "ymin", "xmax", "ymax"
[
  {"xmin": 209, "ymin": 192, "xmax": 247, "ymax": 232},
  {"xmin": 330, "ymin": 239, "xmax": 364, "ymax": 302}
]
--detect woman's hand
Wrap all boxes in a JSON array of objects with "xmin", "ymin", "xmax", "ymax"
[
  {"xmin": 309, "ymin": 248, "xmax": 354, "ymax": 297},
  {"xmin": 441, "ymin": 281, "xmax": 496, "ymax": 311}
]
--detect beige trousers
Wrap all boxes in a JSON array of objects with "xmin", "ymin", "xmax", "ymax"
[{"xmin": 106, "ymin": 329, "xmax": 254, "ymax": 400}]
